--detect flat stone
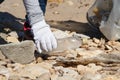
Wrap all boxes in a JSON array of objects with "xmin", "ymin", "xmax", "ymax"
[
  {"xmin": 6, "ymin": 36, "xmax": 19, "ymax": 43},
  {"xmin": 53, "ymin": 30, "xmax": 71, "ymax": 39},
  {"xmin": 8, "ymin": 31, "xmax": 18, "ymax": 38},
  {"xmin": 54, "ymin": 66, "xmax": 79, "ymax": 79},
  {"xmin": 0, "ymin": 50, "xmax": 5, "ymax": 60},
  {"xmin": 81, "ymin": 73, "xmax": 102, "ymax": 80},
  {"xmin": 36, "ymin": 73, "xmax": 51, "ymax": 80},
  {"xmin": 0, "ymin": 40, "xmax": 35, "ymax": 64},
  {"xmin": 0, "ymin": 66, "xmax": 10, "ymax": 80},
  {"xmin": 18, "ymin": 64, "xmax": 49, "ymax": 79},
  {"xmin": 0, "ymin": 61, "xmax": 7, "ymax": 66},
  {"xmin": 8, "ymin": 75, "xmax": 20, "ymax": 80},
  {"xmin": 66, "ymin": 1, "xmax": 74, "ymax": 6},
  {"xmin": 57, "ymin": 76, "xmax": 77, "ymax": 80}
]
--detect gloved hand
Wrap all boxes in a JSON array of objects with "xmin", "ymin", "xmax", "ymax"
[{"xmin": 31, "ymin": 20, "xmax": 57, "ymax": 53}]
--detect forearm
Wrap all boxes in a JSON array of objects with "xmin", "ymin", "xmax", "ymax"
[{"xmin": 23, "ymin": 0, "xmax": 44, "ymax": 25}]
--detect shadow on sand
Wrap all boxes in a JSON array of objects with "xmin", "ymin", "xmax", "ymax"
[
  {"xmin": 47, "ymin": 20, "xmax": 104, "ymax": 39},
  {"xmin": 0, "ymin": 12, "xmax": 25, "ymax": 44}
]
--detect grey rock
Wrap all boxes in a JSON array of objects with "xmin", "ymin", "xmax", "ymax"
[
  {"xmin": 57, "ymin": 76, "xmax": 77, "ymax": 80},
  {"xmin": 0, "ymin": 40, "xmax": 35, "ymax": 64},
  {"xmin": 54, "ymin": 66, "xmax": 79, "ymax": 80},
  {"xmin": 36, "ymin": 73, "xmax": 51, "ymax": 80},
  {"xmin": 0, "ymin": 66, "xmax": 10, "ymax": 79},
  {"xmin": 81, "ymin": 73, "xmax": 102, "ymax": 80},
  {"xmin": 9, "ymin": 75, "xmax": 20, "ymax": 80},
  {"xmin": 0, "ymin": 61, "xmax": 7, "ymax": 66},
  {"xmin": 0, "ymin": 50, "xmax": 5, "ymax": 60}
]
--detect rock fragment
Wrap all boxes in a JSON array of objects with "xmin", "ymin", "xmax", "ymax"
[
  {"xmin": 0, "ymin": 50, "xmax": 5, "ymax": 60},
  {"xmin": 0, "ymin": 66, "xmax": 10, "ymax": 80},
  {"xmin": 6, "ymin": 36, "xmax": 19, "ymax": 43},
  {"xmin": 0, "ymin": 40, "xmax": 35, "ymax": 64},
  {"xmin": 18, "ymin": 64, "xmax": 49, "ymax": 79},
  {"xmin": 81, "ymin": 73, "xmax": 102, "ymax": 80}
]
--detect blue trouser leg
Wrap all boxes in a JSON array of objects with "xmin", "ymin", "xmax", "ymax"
[
  {"xmin": 39, "ymin": 0, "xmax": 47, "ymax": 14},
  {"xmin": 26, "ymin": 0, "xmax": 47, "ymax": 24},
  {"xmin": 0, "ymin": 0, "xmax": 4, "ymax": 4}
]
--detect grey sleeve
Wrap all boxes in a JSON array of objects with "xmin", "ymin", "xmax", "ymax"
[{"xmin": 23, "ymin": 0, "xmax": 44, "ymax": 25}]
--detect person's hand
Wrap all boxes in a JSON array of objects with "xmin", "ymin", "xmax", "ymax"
[{"xmin": 31, "ymin": 20, "xmax": 57, "ymax": 53}]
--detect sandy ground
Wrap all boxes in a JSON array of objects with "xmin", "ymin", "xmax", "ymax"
[
  {"xmin": 0, "ymin": 0, "xmax": 25, "ymax": 20},
  {"xmin": 0, "ymin": 0, "xmax": 99, "ymax": 38},
  {"xmin": 0, "ymin": 1, "xmax": 120, "ymax": 80},
  {"xmin": 0, "ymin": 0, "xmax": 94, "ymax": 22}
]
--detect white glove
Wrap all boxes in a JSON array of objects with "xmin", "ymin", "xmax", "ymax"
[{"xmin": 31, "ymin": 20, "xmax": 57, "ymax": 53}]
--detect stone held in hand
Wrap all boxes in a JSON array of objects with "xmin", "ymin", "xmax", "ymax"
[{"xmin": 44, "ymin": 36, "xmax": 82, "ymax": 54}]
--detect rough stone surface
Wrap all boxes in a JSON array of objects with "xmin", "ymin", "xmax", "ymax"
[
  {"xmin": 8, "ymin": 31, "xmax": 19, "ymax": 38},
  {"xmin": 36, "ymin": 73, "xmax": 51, "ymax": 80},
  {"xmin": 6, "ymin": 36, "xmax": 19, "ymax": 43},
  {"xmin": 0, "ymin": 66, "xmax": 10, "ymax": 80},
  {"xmin": 18, "ymin": 64, "xmax": 49, "ymax": 79},
  {"xmin": 53, "ymin": 30, "xmax": 72, "ymax": 39},
  {"xmin": 0, "ymin": 50, "xmax": 5, "ymax": 60},
  {"xmin": 0, "ymin": 0, "xmax": 120, "ymax": 80},
  {"xmin": 8, "ymin": 75, "xmax": 20, "ymax": 80},
  {"xmin": 0, "ymin": 40, "xmax": 35, "ymax": 64},
  {"xmin": 81, "ymin": 73, "xmax": 102, "ymax": 80}
]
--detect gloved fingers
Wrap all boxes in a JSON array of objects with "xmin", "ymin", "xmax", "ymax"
[
  {"xmin": 36, "ymin": 41, "xmax": 42, "ymax": 53},
  {"xmin": 40, "ymin": 39, "xmax": 48, "ymax": 52},
  {"xmin": 46, "ymin": 37, "xmax": 52, "ymax": 51},
  {"xmin": 51, "ymin": 35, "xmax": 57, "ymax": 49}
]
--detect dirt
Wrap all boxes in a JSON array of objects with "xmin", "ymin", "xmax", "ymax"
[{"xmin": 0, "ymin": 0, "xmax": 120, "ymax": 80}]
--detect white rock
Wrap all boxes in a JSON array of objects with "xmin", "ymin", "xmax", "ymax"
[
  {"xmin": 8, "ymin": 31, "xmax": 18, "ymax": 38},
  {"xmin": 54, "ymin": 67, "xmax": 79, "ymax": 79},
  {"xmin": 88, "ymin": 63, "xmax": 102, "ymax": 71},
  {"xmin": 102, "ymin": 75, "xmax": 119, "ymax": 80},
  {"xmin": 36, "ymin": 73, "xmax": 51, "ymax": 80},
  {"xmin": 77, "ymin": 65, "xmax": 93, "ymax": 75},
  {"xmin": 18, "ymin": 64, "xmax": 49, "ymax": 79},
  {"xmin": 0, "ymin": 50, "xmax": 5, "ymax": 60},
  {"xmin": 76, "ymin": 49, "xmax": 104, "ymax": 58},
  {"xmin": 74, "ymin": 33, "xmax": 90, "ymax": 39},
  {"xmin": 66, "ymin": 1, "xmax": 74, "ymax": 6},
  {"xmin": 0, "ymin": 61, "xmax": 7, "ymax": 66},
  {"xmin": 57, "ymin": 76, "xmax": 77, "ymax": 80},
  {"xmin": 53, "ymin": 30, "xmax": 71, "ymax": 39},
  {"xmin": 81, "ymin": 73, "xmax": 102, "ymax": 80},
  {"xmin": 38, "ymin": 62, "xmax": 53, "ymax": 70},
  {"xmin": 6, "ymin": 36, "xmax": 19, "ymax": 43},
  {"xmin": 93, "ymin": 38, "xmax": 100, "ymax": 44},
  {"xmin": 0, "ymin": 66, "xmax": 10, "ymax": 80}
]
